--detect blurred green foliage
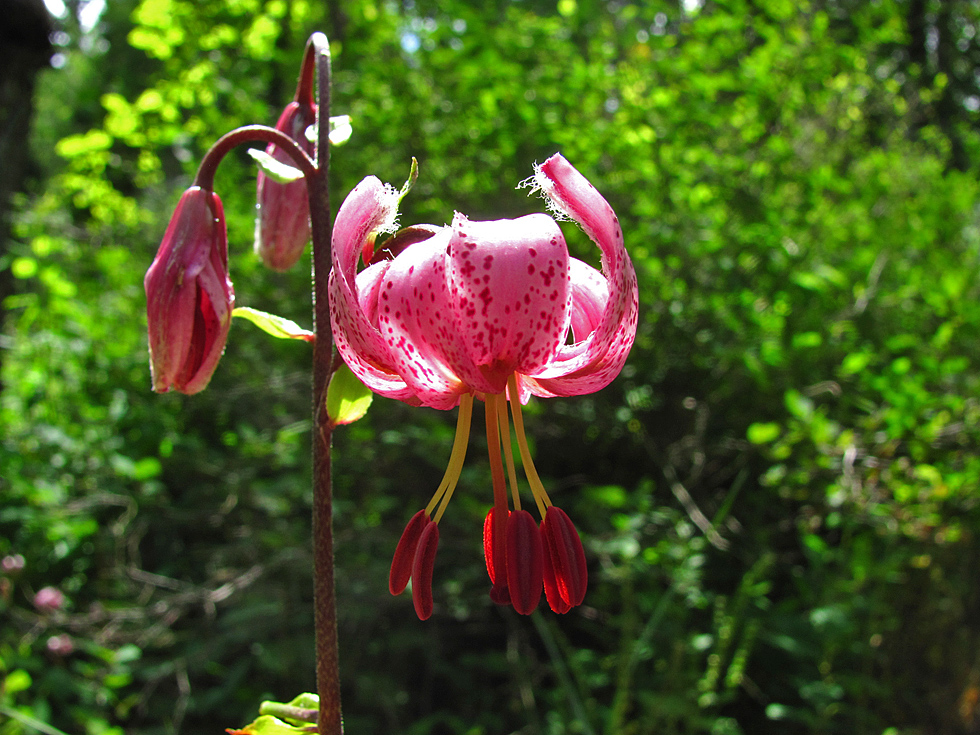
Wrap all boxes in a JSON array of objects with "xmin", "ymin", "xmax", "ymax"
[{"xmin": 3, "ymin": 0, "xmax": 980, "ymax": 733}]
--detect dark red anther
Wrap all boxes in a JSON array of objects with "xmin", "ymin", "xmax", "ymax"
[
  {"xmin": 389, "ymin": 509, "xmax": 430, "ymax": 595},
  {"xmin": 506, "ymin": 510, "xmax": 544, "ymax": 615},
  {"xmin": 541, "ymin": 505, "xmax": 587, "ymax": 611},
  {"xmin": 541, "ymin": 542, "xmax": 572, "ymax": 614},
  {"xmin": 411, "ymin": 519, "xmax": 440, "ymax": 620},
  {"xmin": 483, "ymin": 508, "xmax": 510, "ymax": 605}
]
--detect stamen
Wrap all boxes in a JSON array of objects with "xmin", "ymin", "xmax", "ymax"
[
  {"xmin": 507, "ymin": 374, "xmax": 552, "ymax": 518},
  {"xmin": 497, "ymin": 392, "xmax": 522, "ymax": 512},
  {"xmin": 427, "ymin": 393, "xmax": 474, "ymax": 523}
]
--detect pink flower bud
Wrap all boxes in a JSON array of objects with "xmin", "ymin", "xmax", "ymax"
[
  {"xmin": 46, "ymin": 634, "xmax": 74, "ymax": 656},
  {"xmin": 254, "ymin": 100, "xmax": 316, "ymax": 271},
  {"xmin": 34, "ymin": 586, "xmax": 64, "ymax": 613},
  {"xmin": 144, "ymin": 186, "xmax": 234, "ymax": 394},
  {"xmin": 1, "ymin": 554, "xmax": 25, "ymax": 574}
]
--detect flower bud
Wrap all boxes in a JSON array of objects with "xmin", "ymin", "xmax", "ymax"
[
  {"xmin": 2, "ymin": 554, "xmax": 25, "ymax": 575},
  {"xmin": 255, "ymin": 100, "xmax": 316, "ymax": 271},
  {"xmin": 144, "ymin": 186, "xmax": 234, "ymax": 394},
  {"xmin": 34, "ymin": 586, "xmax": 64, "ymax": 613},
  {"xmin": 47, "ymin": 634, "xmax": 74, "ymax": 656}
]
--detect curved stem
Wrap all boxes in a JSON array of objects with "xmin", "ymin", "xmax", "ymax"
[
  {"xmin": 193, "ymin": 124, "xmax": 317, "ymax": 191},
  {"xmin": 305, "ymin": 31, "xmax": 342, "ymax": 735}
]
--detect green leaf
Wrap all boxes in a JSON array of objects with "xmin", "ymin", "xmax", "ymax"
[
  {"xmin": 747, "ymin": 422, "xmax": 780, "ymax": 444},
  {"xmin": 228, "ymin": 715, "xmax": 310, "ymax": 735},
  {"xmin": 247, "ymin": 148, "xmax": 305, "ymax": 183},
  {"xmin": 399, "ymin": 157, "xmax": 419, "ymax": 201},
  {"xmin": 326, "ymin": 363, "xmax": 373, "ymax": 426},
  {"xmin": 4, "ymin": 669, "xmax": 32, "ymax": 693},
  {"xmin": 304, "ymin": 115, "xmax": 353, "ymax": 146},
  {"xmin": 232, "ymin": 307, "xmax": 315, "ymax": 342}
]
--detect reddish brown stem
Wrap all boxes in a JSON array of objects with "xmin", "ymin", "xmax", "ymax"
[
  {"xmin": 193, "ymin": 125, "xmax": 316, "ymax": 192},
  {"xmin": 305, "ymin": 32, "xmax": 342, "ymax": 735}
]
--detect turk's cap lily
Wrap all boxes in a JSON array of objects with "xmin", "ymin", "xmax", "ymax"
[
  {"xmin": 328, "ymin": 153, "xmax": 638, "ymax": 409},
  {"xmin": 254, "ymin": 100, "xmax": 316, "ymax": 271},
  {"xmin": 145, "ymin": 186, "xmax": 234, "ymax": 394}
]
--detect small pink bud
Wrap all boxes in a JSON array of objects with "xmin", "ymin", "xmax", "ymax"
[
  {"xmin": 144, "ymin": 186, "xmax": 234, "ymax": 394},
  {"xmin": 411, "ymin": 519, "xmax": 439, "ymax": 621},
  {"xmin": 34, "ymin": 586, "xmax": 64, "ymax": 613},
  {"xmin": 46, "ymin": 634, "xmax": 74, "ymax": 656},
  {"xmin": 541, "ymin": 506, "xmax": 588, "ymax": 612},
  {"xmin": 506, "ymin": 510, "xmax": 544, "ymax": 615},
  {"xmin": 2, "ymin": 554, "xmax": 25, "ymax": 574},
  {"xmin": 389, "ymin": 509, "xmax": 430, "ymax": 595},
  {"xmin": 255, "ymin": 100, "xmax": 316, "ymax": 271}
]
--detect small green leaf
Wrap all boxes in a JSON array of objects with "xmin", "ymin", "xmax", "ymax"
[
  {"xmin": 399, "ymin": 157, "xmax": 419, "ymax": 202},
  {"xmin": 328, "ymin": 115, "xmax": 352, "ymax": 146},
  {"xmin": 747, "ymin": 422, "xmax": 780, "ymax": 445},
  {"xmin": 228, "ymin": 715, "xmax": 310, "ymax": 735},
  {"xmin": 304, "ymin": 115, "xmax": 354, "ymax": 146},
  {"xmin": 4, "ymin": 669, "xmax": 32, "ymax": 693},
  {"xmin": 233, "ymin": 307, "xmax": 314, "ymax": 342},
  {"xmin": 247, "ymin": 148, "xmax": 305, "ymax": 183},
  {"xmin": 326, "ymin": 363, "xmax": 373, "ymax": 426}
]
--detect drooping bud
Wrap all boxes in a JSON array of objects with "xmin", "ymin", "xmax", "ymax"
[
  {"xmin": 483, "ymin": 508, "xmax": 510, "ymax": 605},
  {"xmin": 540, "ymin": 506, "xmax": 588, "ymax": 612},
  {"xmin": 506, "ymin": 510, "xmax": 544, "ymax": 615},
  {"xmin": 144, "ymin": 186, "xmax": 233, "ymax": 394},
  {"xmin": 34, "ymin": 586, "xmax": 65, "ymax": 613},
  {"xmin": 411, "ymin": 519, "xmax": 440, "ymax": 620},
  {"xmin": 389, "ymin": 509, "xmax": 430, "ymax": 595},
  {"xmin": 255, "ymin": 100, "xmax": 316, "ymax": 271}
]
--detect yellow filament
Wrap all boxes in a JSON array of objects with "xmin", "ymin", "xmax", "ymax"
[
  {"xmin": 507, "ymin": 374, "xmax": 551, "ymax": 518},
  {"xmin": 496, "ymin": 393, "xmax": 522, "ymax": 512},
  {"xmin": 426, "ymin": 393, "xmax": 474, "ymax": 523}
]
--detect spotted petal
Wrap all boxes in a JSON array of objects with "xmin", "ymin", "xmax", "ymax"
[
  {"xmin": 328, "ymin": 176, "xmax": 420, "ymax": 404},
  {"xmin": 526, "ymin": 154, "xmax": 639, "ymax": 395},
  {"xmin": 448, "ymin": 213, "xmax": 570, "ymax": 394}
]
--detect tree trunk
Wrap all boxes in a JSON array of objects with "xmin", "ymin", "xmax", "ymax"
[{"xmin": 0, "ymin": 0, "xmax": 52, "ymax": 388}]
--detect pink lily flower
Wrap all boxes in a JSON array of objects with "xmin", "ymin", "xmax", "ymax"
[
  {"xmin": 329, "ymin": 153, "xmax": 638, "ymax": 618},
  {"xmin": 144, "ymin": 186, "xmax": 234, "ymax": 394}
]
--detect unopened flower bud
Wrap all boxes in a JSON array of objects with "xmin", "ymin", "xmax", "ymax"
[
  {"xmin": 254, "ymin": 100, "xmax": 316, "ymax": 271},
  {"xmin": 144, "ymin": 186, "xmax": 234, "ymax": 394},
  {"xmin": 46, "ymin": 634, "xmax": 74, "ymax": 656},
  {"xmin": 34, "ymin": 586, "xmax": 65, "ymax": 613}
]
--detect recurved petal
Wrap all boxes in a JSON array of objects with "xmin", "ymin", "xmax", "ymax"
[
  {"xmin": 448, "ymin": 213, "xmax": 571, "ymax": 393},
  {"xmin": 328, "ymin": 177, "xmax": 419, "ymax": 403},
  {"xmin": 527, "ymin": 259, "xmax": 636, "ymax": 398},
  {"xmin": 526, "ymin": 154, "xmax": 638, "ymax": 393}
]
